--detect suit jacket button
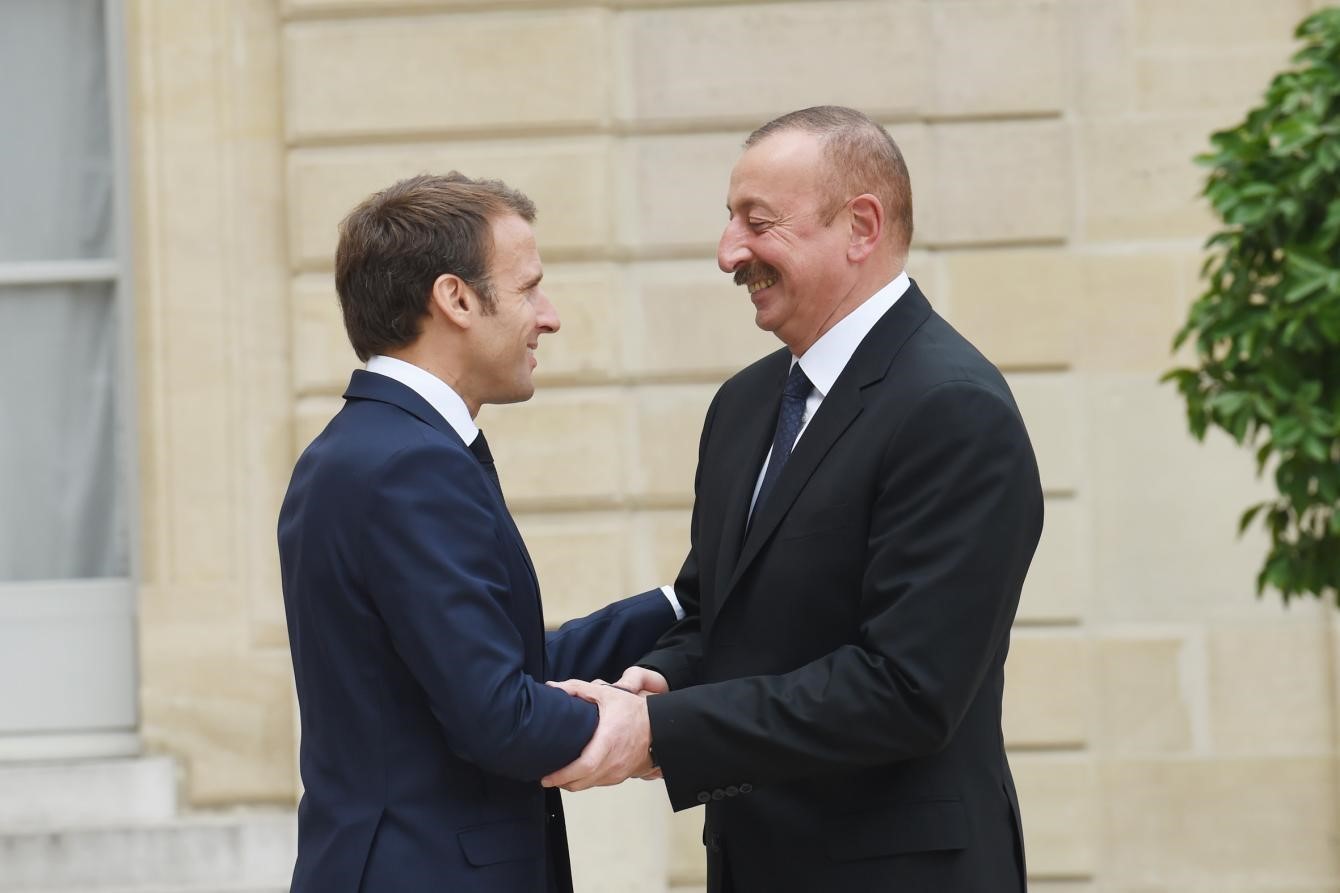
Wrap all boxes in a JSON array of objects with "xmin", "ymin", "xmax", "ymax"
[
  {"xmin": 697, "ymin": 791, "xmax": 711, "ymax": 803},
  {"xmin": 711, "ymin": 789, "xmax": 725, "ymax": 800},
  {"xmin": 725, "ymin": 786, "xmax": 739, "ymax": 797},
  {"xmin": 739, "ymin": 783, "xmax": 753, "ymax": 794}
]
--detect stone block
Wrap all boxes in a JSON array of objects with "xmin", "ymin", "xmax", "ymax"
[
  {"xmin": 1004, "ymin": 632, "xmax": 1091, "ymax": 748},
  {"xmin": 534, "ymin": 263, "xmax": 626, "ymax": 384},
  {"xmin": 618, "ymin": 133, "xmax": 744, "ymax": 254},
  {"xmin": 618, "ymin": 2, "xmax": 930, "ymax": 125},
  {"xmin": 905, "ymin": 249, "xmax": 943, "ymax": 312},
  {"xmin": 1005, "ymin": 372, "xmax": 1081, "ymax": 495},
  {"xmin": 1094, "ymin": 634, "xmax": 1195, "ymax": 755},
  {"xmin": 1333, "ymin": 615, "xmax": 1340, "ymax": 755},
  {"xmin": 630, "ymin": 384, "xmax": 718, "ymax": 506},
  {"xmin": 631, "ymin": 509, "xmax": 693, "ymax": 590},
  {"xmin": 512, "ymin": 512, "xmax": 628, "ymax": 625},
  {"xmin": 669, "ymin": 806, "xmax": 707, "ymax": 886},
  {"xmin": 284, "ymin": 10, "xmax": 609, "ymax": 141},
  {"xmin": 156, "ymin": 316, "xmax": 237, "ymax": 586},
  {"xmin": 940, "ymin": 247, "xmax": 1189, "ymax": 375},
  {"xmin": 479, "ymin": 387, "xmax": 630, "ymax": 509},
  {"xmin": 931, "ymin": 1, "xmax": 1065, "ymax": 116},
  {"xmin": 1017, "ymin": 495, "xmax": 1086, "ymax": 623},
  {"xmin": 291, "ymin": 273, "xmax": 355, "ymax": 396},
  {"xmin": 138, "ymin": 581, "xmax": 250, "ymax": 627},
  {"xmin": 1080, "ymin": 115, "xmax": 1220, "ymax": 242},
  {"xmin": 1071, "ymin": 0, "xmax": 1137, "ymax": 114},
  {"xmin": 625, "ymin": 260, "xmax": 779, "ymax": 380},
  {"xmin": 287, "ymin": 138, "xmax": 616, "ymax": 270},
  {"xmin": 1071, "ymin": 253, "xmax": 1187, "ymax": 375},
  {"xmin": 871, "ymin": 122, "xmax": 934, "ymax": 251},
  {"xmin": 139, "ymin": 622, "xmax": 296, "ymax": 804},
  {"xmin": 0, "ymin": 756, "xmax": 178, "ymax": 827},
  {"xmin": 284, "ymin": 0, "xmax": 560, "ymax": 12},
  {"xmin": 1208, "ymin": 615, "xmax": 1332, "ymax": 755},
  {"xmin": 1098, "ymin": 757, "xmax": 1339, "ymax": 886},
  {"xmin": 564, "ymin": 782, "xmax": 669, "ymax": 893},
  {"xmin": 1085, "ymin": 376, "xmax": 1282, "ymax": 622},
  {"xmin": 1137, "ymin": 47, "xmax": 1300, "ymax": 115},
  {"xmin": 1011, "ymin": 753, "xmax": 1098, "ymax": 878},
  {"xmin": 921, "ymin": 121, "xmax": 1071, "ymax": 247},
  {"xmin": 1133, "ymin": 0, "xmax": 1314, "ymax": 49},
  {"xmin": 0, "ymin": 811, "xmax": 297, "ymax": 890},
  {"xmin": 940, "ymin": 248, "xmax": 1080, "ymax": 369}
]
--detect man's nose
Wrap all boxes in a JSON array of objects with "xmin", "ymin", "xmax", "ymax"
[
  {"xmin": 717, "ymin": 221, "xmax": 750, "ymax": 274},
  {"xmin": 536, "ymin": 290, "xmax": 560, "ymax": 334}
]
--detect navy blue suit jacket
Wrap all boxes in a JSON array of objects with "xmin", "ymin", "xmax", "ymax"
[{"xmin": 279, "ymin": 370, "xmax": 674, "ymax": 893}]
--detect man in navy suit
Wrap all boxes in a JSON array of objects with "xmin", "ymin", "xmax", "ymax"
[
  {"xmin": 545, "ymin": 107, "xmax": 1043, "ymax": 892},
  {"xmin": 278, "ymin": 172, "xmax": 678, "ymax": 893}
]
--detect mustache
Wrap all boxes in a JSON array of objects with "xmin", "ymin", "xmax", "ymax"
[{"xmin": 734, "ymin": 263, "xmax": 778, "ymax": 287}]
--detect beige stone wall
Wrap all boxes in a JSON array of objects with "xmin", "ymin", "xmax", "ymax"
[
  {"xmin": 131, "ymin": 0, "xmax": 1340, "ymax": 889},
  {"xmin": 129, "ymin": 0, "xmax": 296, "ymax": 805}
]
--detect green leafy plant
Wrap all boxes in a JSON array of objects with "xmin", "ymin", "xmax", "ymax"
[{"xmin": 1165, "ymin": 7, "xmax": 1340, "ymax": 605}]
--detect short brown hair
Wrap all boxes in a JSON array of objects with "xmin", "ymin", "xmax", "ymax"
[
  {"xmin": 334, "ymin": 172, "xmax": 536, "ymax": 362},
  {"xmin": 746, "ymin": 106, "xmax": 913, "ymax": 253}
]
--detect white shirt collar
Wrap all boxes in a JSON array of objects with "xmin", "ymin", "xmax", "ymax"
[
  {"xmin": 795, "ymin": 270, "xmax": 911, "ymax": 395},
  {"xmin": 365, "ymin": 355, "xmax": 479, "ymax": 446}
]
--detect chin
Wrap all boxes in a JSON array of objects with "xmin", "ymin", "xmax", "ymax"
[{"xmin": 754, "ymin": 307, "xmax": 783, "ymax": 335}]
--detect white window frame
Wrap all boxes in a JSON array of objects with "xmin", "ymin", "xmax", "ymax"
[{"xmin": 0, "ymin": 0, "xmax": 140, "ymax": 761}]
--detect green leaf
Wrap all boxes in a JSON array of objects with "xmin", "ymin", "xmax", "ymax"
[
  {"xmin": 1239, "ymin": 502, "xmax": 1267, "ymax": 534},
  {"xmin": 1303, "ymin": 436, "xmax": 1330, "ymax": 463}
]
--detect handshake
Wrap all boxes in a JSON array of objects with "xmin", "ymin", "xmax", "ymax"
[{"xmin": 540, "ymin": 666, "xmax": 668, "ymax": 792}]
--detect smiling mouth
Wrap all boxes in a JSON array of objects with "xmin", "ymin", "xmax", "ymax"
[{"xmin": 747, "ymin": 276, "xmax": 777, "ymax": 294}]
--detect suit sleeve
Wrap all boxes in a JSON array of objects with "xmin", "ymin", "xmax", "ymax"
[
  {"xmin": 544, "ymin": 589, "xmax": 676, "ymax": 683},
  {"xmin": 363, "ymin": 439, "xmax": 598, "ymax": 782},
  {"xmin": 647, "ymin": 381, "xmax": 1044, "ymax": 811},
  {"xmin": 633, "ymin": 389, "xmax": 723, "ymax": 690}
]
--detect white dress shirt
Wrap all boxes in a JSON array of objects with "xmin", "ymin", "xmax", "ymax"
[
  {"xmin": 365, "ymin": 354, "xmax": 685, "ymax": 621},
  {"xmin": 748, "ymin": 270, "xmax": 911, "ymax": 515},
  {"xmin": 366, "ymin": 355, "xmax": 478, "ymax": 446}
]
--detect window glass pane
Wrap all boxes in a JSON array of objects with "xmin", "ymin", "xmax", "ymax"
[
  {"xmin": 0, "ymin": 284, "xmax": 127, "ymax": 580},
  {"xmin": 0, "ymin": 0, "xmax": 113, "ymax": 262}
]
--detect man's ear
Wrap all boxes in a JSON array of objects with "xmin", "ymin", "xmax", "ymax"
[
  {"xmin": 846, "ymin": 194, "xmax": 884, "ymax": 264},
  {"xmin": 430, "ymin": 273, "xmax": 473, "ymax": 331}
]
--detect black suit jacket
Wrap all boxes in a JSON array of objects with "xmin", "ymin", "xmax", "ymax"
[
  {"xmin": 641, "ymin": 283, "xmax": 1043, "ymax": 893},
  {"xmin": 279, "ymin": 370, "xmax": 675, "ymax": 893}
]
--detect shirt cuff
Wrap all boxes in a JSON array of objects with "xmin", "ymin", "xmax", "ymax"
[{"xmin": 660, "ymin": 585, "xmax": 685, "ymax": 621}]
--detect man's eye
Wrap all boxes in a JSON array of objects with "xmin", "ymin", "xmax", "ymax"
[{"xmin": 748, "ymin": 219, "xmax": 771, "ymax": 231}]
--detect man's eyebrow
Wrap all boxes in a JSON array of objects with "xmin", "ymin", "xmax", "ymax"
[
  {"xmin": 520, "ymin": 271, "xmax": 543, "ymax": 290},
  {"xmin": 727, "ymin": 198, "xmax": 774, "ymax": 217}
]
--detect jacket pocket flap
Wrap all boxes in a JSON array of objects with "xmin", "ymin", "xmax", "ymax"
[
  {"xmin": 825, "ymin": 798, "xmax": 968, "ymax": 862},
  {"xmin": 457, "ymin": 818, "xmax": 544, "ymax": 866}
]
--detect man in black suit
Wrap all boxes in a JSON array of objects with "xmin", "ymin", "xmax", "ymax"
[
  {"xmin": 544, "ymin": 106, "xmax": 1044, "ymax": 892},
  {"xmin": 278, "ymin": 173, "xmax": 678, "ymax": 893}
]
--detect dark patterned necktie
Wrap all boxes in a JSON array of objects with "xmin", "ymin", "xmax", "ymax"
[
  {"xmin": 468, "ymin": 430, "xmax": 502, "ymax": 494},
  {"xmin": 752, "ymin": 363, "xmax": 813, "ymax": 520}
]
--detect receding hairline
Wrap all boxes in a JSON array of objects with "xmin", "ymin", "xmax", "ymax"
[{"xmin": 741, "ymin": 106, "xmax": 913, "ymax": 250}]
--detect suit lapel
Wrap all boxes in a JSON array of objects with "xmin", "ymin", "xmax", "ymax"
[
  {"xmin": 343, "ymin": 369, "xmax": 542, "ymax": 601},
  {"xmin": 721, "ymin": 283, "xmax": 934, "ymax": 603},
  {"xmin": 713, "ymin": 352, "xmax": 791, "ymax": 601}
]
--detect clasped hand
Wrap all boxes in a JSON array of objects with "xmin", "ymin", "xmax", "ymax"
[{"xmin": 540, "ymin": 667, "xmax": 668, "ymax": 792}]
